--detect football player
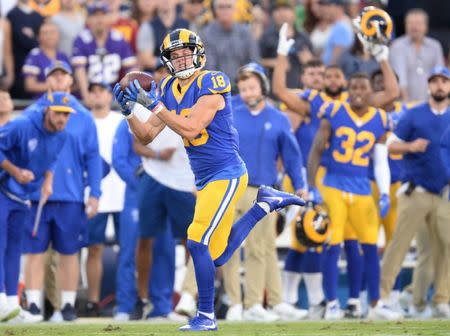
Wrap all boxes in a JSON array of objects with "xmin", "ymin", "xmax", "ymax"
[{"xmin": 113, "ymin": 28, "xmax": 305, "ymax": 331}]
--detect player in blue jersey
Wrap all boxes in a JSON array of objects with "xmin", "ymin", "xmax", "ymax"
[
  {"xmin": 113, "ymin": 28, "xmax": 305, "ymax": 331},
  {"xmin": 308, "ymin": 72, "xmax": 402, "ymax": 320}
]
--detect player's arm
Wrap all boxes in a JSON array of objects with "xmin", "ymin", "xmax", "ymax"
[
  {"xmin": 374, "ymin": 133, "xmax": 390, "ymax": 195},
  {"xmin": 307, "ymin": 119, "xmax": 331, "ymax": 188},
  {"xmin": 272, "ymin": 24, "xmax": 310, "ymax": 116}
]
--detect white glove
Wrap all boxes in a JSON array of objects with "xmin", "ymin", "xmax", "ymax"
[
  {"xmin": 277, "ymin": 22, "xmax": 295, "ymax": 56},
  {"xmin": 368, "ymin": 43, "xmax": 389, "ymax": 62}
]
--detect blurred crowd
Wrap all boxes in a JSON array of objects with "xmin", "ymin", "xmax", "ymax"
[{"xmin": 0, "ymin": 0, "xmax": 448, "ymax": 326}]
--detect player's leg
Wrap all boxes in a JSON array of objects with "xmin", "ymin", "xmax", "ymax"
[
  {"xmin": 302, "ymin": 250, "xmax": 326, "ymax": 318},
  {"xmin": 321, "ymin": 186, "xmax": 347, "ymax": 319},
  {"xmin": 343, "ymin": 225, "xmax": 363, "ymax": 318}
]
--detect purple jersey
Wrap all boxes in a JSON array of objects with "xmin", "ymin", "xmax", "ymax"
[
  {"xmin": 22, "ymin": 48, "xmax": 70, "ymax": 97},
  {"xmin": 72, "ymin": 29, "xmax": 136, "ymax": 84}
]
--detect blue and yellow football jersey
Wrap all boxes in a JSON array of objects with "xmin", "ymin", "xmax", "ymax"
[
  {"xmin": 320, "ymin": 102, "xmax": 389, "ymax": 196},
  {"xmin": 160, "ymin": 70, "xmax": 246, "ymax": 189}
]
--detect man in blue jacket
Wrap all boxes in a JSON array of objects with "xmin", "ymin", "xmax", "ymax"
[
  {"xmin": 0, "ymin": 92, "xmax": 72, "ymax": 323},
  {"xmin": 22, "ymin": 61, "xmax": 102, "ymax": 322},
  {"xmin": 223, "ymin": 62, "xmax": 308, "ymax": 322}
]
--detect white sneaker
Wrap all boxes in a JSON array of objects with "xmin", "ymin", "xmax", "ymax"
[
  {"xmin": 243, "ymin": 304, "xmax": 279, "ymax": 322},
  {"xmin": 408, "ymin": 305, "xmax": 432, "ymax": 319},
  {"xmin": 175, "ymin": 293, "xmax": 196, "ymax": 318},
  {"xmin": 344, "ymin": 298, "xmax": 362, "ymax": 318},
  {"xmin": 0, "ymin": 306, "xmax": 20, "ymax": 322},
  {"xmin": 432, "ymin": 303, "xmax": 450, "ymax": 319},
  {"xmin": 367, "ymin": 301, "xmax": 403, "ymax": 321},
  {"xmin": 269, "ymin": 302, "xmax": 308, "ymax": 321},
  {"xmin": 8, "ymin": 308, "xmax": 43, "ymax": 324},
  {"xmin": 308, "ymin": 301, "xmax": 326, "ymax": 320},
  {"xmin": 399, "ymin": 290, "xmax": 413, "ymax": 312},
  {"xmin": 114, "ymin": 312, "xmax": 130, "ymax": 321},
  {"xmin": 226, "ymin": 304, "xmax": 243, "ymax": 321},
  {"xmin": 49, "ymin": 311, "xmax": 63, "ymax": 323},
  {"xmin": 324, "ymin": 300, "xmax": 344, "ymax": 320}
]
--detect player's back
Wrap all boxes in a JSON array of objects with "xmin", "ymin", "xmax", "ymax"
[{"xmin": 160, "ymin": 70, "xmax": 245, "ymax": 188}]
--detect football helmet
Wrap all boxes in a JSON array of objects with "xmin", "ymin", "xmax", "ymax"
[
  {"xmin": 293, "ymin": 201, "xmax": 330, "ymax": 248},
  {"xmin": 353, "ymin": 6, "xmax": 393, "ymax": 45},
  {"xmin": 237, "ymin": 62, "xmax": 270, "ymax": 96},
  {"xmin": 160, "ymin": 28, "xmax": 206, "ymax": 79}
]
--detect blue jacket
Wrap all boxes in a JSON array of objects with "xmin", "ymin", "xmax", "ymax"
[
  {"xmin": 112, "ymin": 119, "xmax": 141, "ymax": 202},
  {"xmin": 441, "ymin": 124, "xmax": 450, "ymax": 184},
  {"xmin": 233, "ymin": 103, "xmax": 305, "ymax": 190},
  {"xmin": 0, "ymin": 110, "xmax": 67, "ymax": 200},
  {"xmin": 23, "ymin": 93, "xmax": 102, "ymax": 202}
]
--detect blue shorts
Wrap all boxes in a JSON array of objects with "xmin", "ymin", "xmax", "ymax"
[
  {"xmin": 138, "ymin": 173, "xmax": 195, "ymax": 239},
  {"xmin": 23, "ymin": 201, "xmax": 87, "ymax": 255},
  {"xmin": 88, "ymin": 212, "xmax": 120, "ymax": 245}
]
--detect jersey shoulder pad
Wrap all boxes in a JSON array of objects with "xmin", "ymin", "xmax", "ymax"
[
  {"xmin": 318, "ymin": 101, "xmax": 340, "ymax": 119},
  {"xmin": 159, "ymin": 75, "xmax": 173, "ymax": 96},
  {"xmin": 197, "ymin": 70, "xmax": 231, "ymax": 95}
]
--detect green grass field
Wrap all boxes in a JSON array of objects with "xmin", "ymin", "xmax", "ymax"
[{"xmin": 0, "ymin": 320, "xmax": 449, "ymax": 336}]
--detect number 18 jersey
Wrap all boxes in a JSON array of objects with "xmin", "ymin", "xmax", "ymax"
[
  {"xmin": 320, "ymin": 101, "xmax": 389, "ymax": 195},
  {"xmin": 160, "ymin": 70, "xmax": 246, "ymax": 189}
]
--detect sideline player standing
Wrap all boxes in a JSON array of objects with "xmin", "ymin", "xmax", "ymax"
[{"xmin": 113, "ymin": 28, "xmax": 305, "ymax": 331}]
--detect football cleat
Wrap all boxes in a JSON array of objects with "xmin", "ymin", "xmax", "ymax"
[
  {"xmin": 344, "ymin": 298, "xmax": 362, "ymax": 318},
  {"xmin": 256, "ymin": 186, "xmax": 305, "ymax": 212},
  {"xmin": 324, "ymin": 300, "xmax": 344, "ymax": 320},
  {"xmin": 367, "ymin": 301, "xmax": 403, "ymax": 320},
  {"xmin": 179, "ymin": 313, "xmax": 218, "ymax": 331}
]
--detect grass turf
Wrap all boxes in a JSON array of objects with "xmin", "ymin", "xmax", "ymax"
[{"xmin": 0, "ymin": 320, "xmax": 450, "ymax": 336}]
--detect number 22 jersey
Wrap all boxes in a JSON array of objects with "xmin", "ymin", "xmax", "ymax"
[{"xmin": 159, "ymin": 70, "xmax": 246, "ymax": 189}]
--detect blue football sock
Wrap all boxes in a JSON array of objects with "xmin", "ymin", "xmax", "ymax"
[
  {"xmin": 303, "ymin": 250, "xmax": 323, "ymax": 273},
  {"xmin": 344, "ymin": 240, "xmax": 363, "ymax": 299},
  {"xmin": 322, "ymin": 244, "xmax": 340, "ymax": 301},
  {"xmin": 188, "ymin": 240, "xmax": 215, "ymax": 315},
  {"xmin": 284, "ymin": 249, "xmax": 304, "ymax": 273},
  {"xmin": 361, "ymin": 244, "xmax": 380, "ymax": 302},
  {"xmin": 214, "ymin": 204, "xmax": 266, "ymax": 267},
  {"xmin": 393, "ymin": 275, "xmax": 401, "ymax": 291}
]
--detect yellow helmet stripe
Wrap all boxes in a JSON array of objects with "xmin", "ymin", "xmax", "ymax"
[
  {"xmin": 361, "ymin": 8, "xmax": 393, "ymax": 38},
  {"xmin": 179, "ymin": 29, "xmax": 191, "ymax": 44},
  {"xmin": 163, "ymin": 33, "xmax": 171, "ymax": 50}
]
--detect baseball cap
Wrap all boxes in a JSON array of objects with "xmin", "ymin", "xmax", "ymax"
[
  {"xmin": 45, "ymin": 60, "xmax": 72, "ymax": 78},
  {"xmin": 87, "ymin": 2, "xmax": 110, "ymax": 15},
  {"xmin": 427, "ymin": 66, "xmax": 450, "ymax": 82},
  {"xmin": 46, "ymin": 92, "xmax": 75, "ymax": 113},
  {"xmin": 88, "ymin": 81, "xmax": 112, "ymax": 92}
]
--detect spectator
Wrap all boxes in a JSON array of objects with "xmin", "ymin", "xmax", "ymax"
[
  {"xmin": 107, "ymin": 0, "xmax": 138, "ymax": 52},
  {"xmin": 0, "ymin": 90, "xmax": 12, "ymax": 127},
  {"xmin": 337, "ymin": 37, "xmax": 379, "ymax": 79},
  {"xmin": 0, "ymin": 17, "xmax": 14, "ymax": 91},
  {"xmin": 23, "ymin": 21, "xmax": 70, "ymax": 98},
  {"xmin": 72, "ymin": 2, "xmax": 136, "ymax": 102},
  {"xmin": 181, "ymin": 0, "xmax": 207, "ymax": 32},
  {"xmin": 134, "ymin": 0, "xmax": 158, "ymax": 71},
  {"xmin": 259, "ymin": 0, "xmax": 313, "ymax": 88},
  {"xmin": 85, "ymin": 82, "xmax": 124, "ymax": 317},
  {"xmin": 51, "ymin": 0, "xmax": 85, "ymax": 57},
  {"xmin": 131, "ymin": 0, "xmax": 156, "ymax": 24},
  {"xmin": 303, "ymin": 0, "xmax": 331, "ymax": 58},
  {"xmin": 30, "ymin": 0, "xmax": 61, "ymax": 17},
  {"xmin": 389, "ymin": 8, "xmax": 444, "ymax": 102},
  {"xmin": 320, "ymin": 0, "xmax": 354, "ymax": 66},
  {"xmin": 7, "ymin": 0, "xmax": 44, "ymax": 98},
  {"xmin": 201, "ymin": 0, "xmax": 259, "ymax": 88}
]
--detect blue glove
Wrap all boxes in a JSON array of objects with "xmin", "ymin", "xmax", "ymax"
[
  {"xmin": 113, "ymin": 83, "xmax": 132, "ymax": 117},
  {"xmin": 125, "ymin": 79, "xmax": 160, "ymax": 110},
  {"xmin": 308, "ymin": 186, "xmax": 323, "ymax": 204},
  {"xmin": 379, "ymin": 193, "xmax": 390, "ymax": 218}
]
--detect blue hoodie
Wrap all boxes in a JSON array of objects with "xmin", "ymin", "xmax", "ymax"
[
  {"xmin": 233, "ymin": 103, "xmax": 305, "ymax": 190},
  {"xmin": 0, "ymin": 110, "xmax": 67, "ymax": 200},
  {"xmin": 23, "ymin": 94, "xmax": 102, "ymax": 202},
  {"xmin": 112, "ymin": 119, "xmax": 141, "ymax": 202}
]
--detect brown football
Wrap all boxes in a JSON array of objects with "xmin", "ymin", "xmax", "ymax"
[{"xmin": 119, "ymin": 71, "xmax": 154, "ymax": 91}]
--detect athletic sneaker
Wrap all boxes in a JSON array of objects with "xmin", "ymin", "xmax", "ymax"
[
  {"xmin": 8, "ymin": 308, "xmax": 43, "ymax": 324},
  {"xmin": 269, "ymin": 302, "xmax": 308, "ymax": 321},
  {"xmin": 225, "ymin": 304, "xmax": 243, "ymax": 321},
  {"xmin": 344, "ymin": 298, "xmax": 362, "ymax": 318},
  {"xmin": 257, "ymin": 186, "xmax": 305, "ymax": 212},
  {"xmin": 432, "ymin": 303, "xmax": 450, "ymax": 318},
  {"xmin": 367, "ymin": 301, "xmax": 403, "ymax": 320},
  {"xmin": 130, "ymin": 298, "xmax": 152, "ymax": 320},
  {"xmin": 49, "ymin": 311, "xmax": 63, "ymax": 323},
  {"xmin": 324, "ymin": 300, "xmax": 344, "ymax": 320},
  {"xmin": 179, "ymin": 313, "xmax": 217, "ymax": 331},
  {"xmin": 61, "ymin": 303, "xmax": 77, "ymax": 321},
  {"xmin": 309, "ymin": 300, "xmax": 326, "ymax": 320},
  {"xmin": 0, "ymin": 306, "xmax": 20, "ymax": 322},
  {"xmin": 175, "ymin": 293, "xmax": 197, "ymax": 318},
  {"xmin": 243, "ymin": 304, "xmax": 279, "ymax": 322}
]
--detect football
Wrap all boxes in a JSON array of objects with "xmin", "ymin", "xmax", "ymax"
[{"xmin": 119, "ymin": 71, "xmax": 154, "ymax": 91}]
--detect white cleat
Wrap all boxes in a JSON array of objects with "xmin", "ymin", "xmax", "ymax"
[
  {"xmin": 324, "ymin": 300, "xmax": 344, "ymax": 320},
  {"xmin": 226, "ymin": 304, "xmax": 243, "ymax": 321},
  {"xmin": 8, "ymin": 308, "xmax": 43, "ymax": 324},
  {"xmin": 49, "ymin": 311, "xmax": 63, "ymax": 323},
  {"xmin": 113, "ymin": 312, "xmax": 130, "ymax": 322},
  {"xmin": 308, "ymin": 301, "xmax": 326, "ymax": 320},
  {"xmin": 399, "ymin": 290, "xmax": 413, "ymax": 312},
  {"xmin": 0, "ymin": 307, "xmax": 20, "ymax": 322},
  {"xmin": 344, "ymin": 298, "xmax": 362, "ymax": 318},
  {"xmin": 408, "ymin": 305, "xmax": 432, "ymax": 319},
  {"xmin": 432, "ymin": 303, "xmax": 450, "ymax": 319},
  {"xmin": 368, "ymin": 301, "xmax": 403, "ymax": 321},
  {"xmin": 175, "ymin": 293, "xmax": 197, "ymax": 318},
  {"xmin": 243, "ymin": 304, "xmax": 279, "ymax": 322},
  {"xmin": 269, "ymin": 302, "xmax": 308, "ymax": 321}
]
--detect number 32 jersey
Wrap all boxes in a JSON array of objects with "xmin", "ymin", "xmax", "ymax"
[
  {"xmin": 159, "ymin": 70, "xmax": 246, "ymax": 189},
  {"xmin": 319, "ymin": 101, "xmax": 389, "ymax": 195}
]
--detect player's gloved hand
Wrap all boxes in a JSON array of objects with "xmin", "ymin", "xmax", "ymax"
[
  {"xmin": 277, "ymin": 22, "xmax": 295, "ymax": 56},
  {"xmin": 125, "ymin": 79, "xmax": 160, "ymax": 111},
  {"xmin": 367, "ymin": 43, "xmax": 389, "ymax": 62},
  {"xmin": 113, "ymin": 83, "xmax": 132, "ymax": 118},
  {"xmin": 308, "ymin": 186, "xmax": 323, "ymax": 204},
  {"xmin": 379, "ymin": 193, "xmax": 390, "ymax": 218}
]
